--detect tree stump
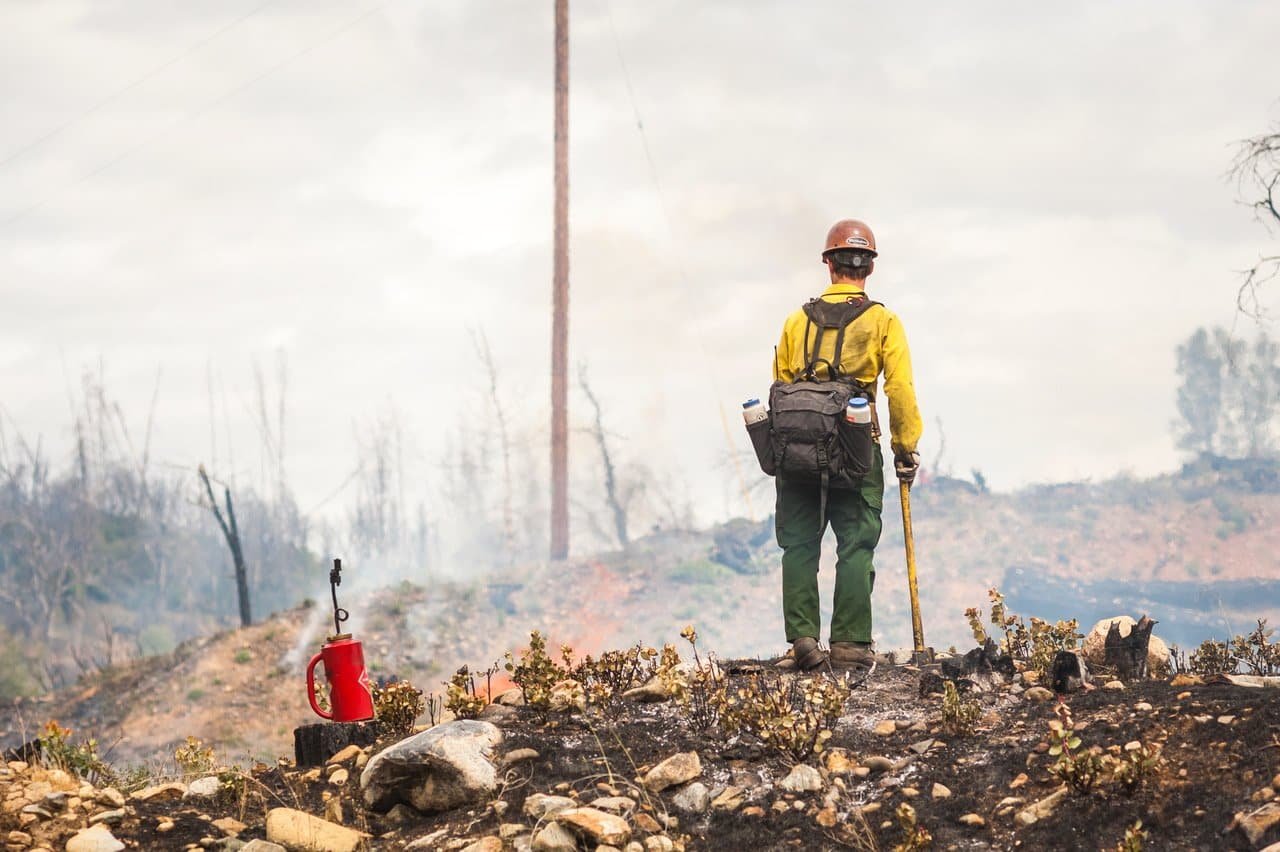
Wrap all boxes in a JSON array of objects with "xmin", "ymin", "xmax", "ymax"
[{"xmin": 293, "ymin": 721, "xmax": 380, "ymax": 767}]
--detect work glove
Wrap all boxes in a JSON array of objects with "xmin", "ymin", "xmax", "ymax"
[{"xmin": 894, "ymin": 451, "xmax": 921, "ymax": 486}]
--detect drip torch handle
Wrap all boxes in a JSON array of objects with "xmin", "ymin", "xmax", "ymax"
[{"xmin": 330, "ymin": 558, "xmax": 348, "ymax": 636}]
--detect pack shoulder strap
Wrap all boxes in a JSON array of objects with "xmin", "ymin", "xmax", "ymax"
[{"xmin": 799, "ymin": 296, "xmax": 881, "ymax": 382}]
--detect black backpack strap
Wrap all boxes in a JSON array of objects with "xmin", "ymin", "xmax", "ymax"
[{"xmin": 799, "ymin": 296, "xmax": 881, "ymax": 382}]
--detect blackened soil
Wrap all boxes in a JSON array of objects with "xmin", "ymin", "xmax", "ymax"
[{"xmin": 19, "ymin": 666, "xmax": 1276, "ymax": 850}]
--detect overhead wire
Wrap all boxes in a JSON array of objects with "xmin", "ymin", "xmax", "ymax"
[
  {"xmin": 603, "ymin": 1, "xmax": 757, "ymax": 519},
  {"xmin": 2, "ymin": 2, "xmax": 385, "ymax": 228},
  {"xmin": 0, "ymin": 0, "xmax": 278, "ymax": 172}
]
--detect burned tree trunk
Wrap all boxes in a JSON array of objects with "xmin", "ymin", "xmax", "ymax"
[
  {"xmin": 579, "ymin": 365, "xmax": 629, "ymax": 548},
  {"xmin": 293, "ymin": 721, "xmax": 380, "ymax": 768},
  {"xmin": 198, "ymin": 464, "xmax": 251, "ymax": 627},
  {"xmin": 1105, "ymin": 615, "xmax": 1157, "ymax": 681}
]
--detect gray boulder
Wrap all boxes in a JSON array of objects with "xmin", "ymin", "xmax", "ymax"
[{"xmin": 360, "ymin": 720, "xmax": 503, "ymax": 813}]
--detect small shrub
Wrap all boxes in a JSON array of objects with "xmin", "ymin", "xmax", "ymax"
[
  {"xmin": 572, "ymin": 643, "xmax": 660, "ymax": 708},
  {"xmin": 892, "ymin": 802, "xmax": 933, "ymax": 851},
  {"xmin": 1189, "ymin": 639, "xmax": 1238, "ymax": 675},
  {"xmin": 1047, "ymin": 704, "xmax": 1105, "ymax": 794},
  {"xmin": 941, "ymin": 681, "xmax": 981, "ymax": 737},
  {"xmin": 964, "ymin": 607, "xmax": 987, "ymax": 645},
  {"xmin": 717, "ymin": 671, "xmax": 850, "ymax": 761},
  {"xmin": 38, "ymin": 721, "xmax": 111, "ymax": 782},
  {"xmin": 233, "ymin": 649, "xmax": 252, "ymax": 664},
  {"xmin": 174, "ymin": 736, "xmax": 218, "ymax": 776},
  {"xmin": 373, "ymin": 680, "xmax": 425, "ymax": 738},
  {"xmin": 672, "ymin": 625, "xmax": 722, "ymax": 731},
  {"xmin": 1027, "ymin": 617, "xmax": 1082, "ymax": 679},
  {"xmin": 444, "ymin": 667, "xmax": 486, "ymax": 719},
  {"xmin": 504, "ymin": 631, "xmax": 572, "ymax": 710},
  {"xmin": 1105, "ymin": 740, "xmax": 1162, "ymax": 796},
  {"xmin": 186, "ymin": 688, "xmax": 206, "ymax": 702},
  {"xmin": 1232, "ymin": 619, "xmax": 1280, "ymax": 676},
  {"xmin": 1115, "ymin": 819, "xmax": 1148, "ymax": 851}
]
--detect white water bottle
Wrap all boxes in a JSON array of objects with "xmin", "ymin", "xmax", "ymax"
[
  {"xmin": 846, "ymin": 397, "xmax": 871, "ymax": 425},
  {"xmin": 742, "ymin": 398, "xmax": 767, "ymax": 426}
]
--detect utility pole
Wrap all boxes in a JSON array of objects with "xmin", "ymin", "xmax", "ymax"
[{"xmin": 550, "ymin": 0, "xmax": 570, "ymax": 560}]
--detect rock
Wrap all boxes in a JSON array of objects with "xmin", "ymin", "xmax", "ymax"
[
  {"xmin": 862, "ymin": 756, "xmax": 893, "ymax": 773},
  {"xmin": 360, "ymin": 720, "xmax": 502, "ymax": 813},
  {"xmin": 633, "ymin": 813, "xmax": 662, "ymax": 833},
  {"xmin": 1024, "ymin": 686, "xmax": 1055, "ymax": 703},
  {"xmin": 6, "ymin": 831, "xmax": 32, "ymax": 846},
  {"xmin": 404, "ymin": 829, "xmax": 449, "ymax": 850},
  {"xmin": 530, "ymin": 820, "xmax": 577, "ymax": 852},
  {"xmin": 87, "ymin": 809, "xmax": 125, "ymax": 826},
  {"xmin": 908, "ymin": 739, "xmax": 935, "ymax": 755},
  {"xmin": 65, "ymin": 826, "xmax": 125, "ymax": 852},
  {"xmin": 591, "ymin": 796, "xmax": 636, "ymax": 813},
  {"xmin": 643, "ymin": 836, "xmax": 674, "ymax": 852},
  {"xmin": 1009, "ymin": 773, "xmax": 1028, "ymax": 789},
  {"xmin": 1171, "ymin": 673, "xmax": 1203, "ymax": 687},
  {"xmin": 1082, "ymin": 616, "xmax": 1170, "ymax": 674},
  {"xmin": 1103, "ymin": 680, "xmax": 1125, "ymax": 690},
  {"xmin": 239, "ymin": 842, "xmax": 287, "ymax": 852},
  {"xmin": 20, "ymin": 805, "xmax": 51, "ymax": 819},
  {"xmin": 779, "ymin": 765, "xmax": 823, "ymax": 793},
  {"xmin": 265, "ymin": 808, "xmax": 368, "ymax": 852},
  {"xmin": 184, "ymin": 776, "xmax": 223, "ymax": 800},
  {"xmin": 642, "ymin": 752, "xmax": 701, "ymax": 793},
  {"xmin": 328, "ymin": 768, "xmax": 349, "ymax": 786},
  {"xmin": 478, "ymin": 704, "xmax": 517, "ymax": 724},
  {"xmin": 958, "ymin": 813, "xmax": 985, "ymax": 827},
  {"xmin": 621, "ymin": 681, "xmax": 671, "ymax": 703},
  {"xmin": 548, "ymin": 680, "xmax": 586, "ymax": 713},
  {"xmin": 873, "ymin": 720, "xmax": 896, "ymax": 736},
  {"xmin": 1135, "ymin": 702, "xmax": 1153, "ymax": 712},
  {"xmin": 214, "ymin": 817, "xmax": 247, "ymax": 836},
  {"xmin": 459, "ymin": 838, "xmax": 504, "ymax": 852},
  {"xmin": 1015, "ymin": 787, "xmax": 1069, "ymax": 826},
  {"xmin": 931, "ymin": 783, "xmax": 951, "ymax": 799},
  {"xmin": 131, "ymin": 783, "xmax": 186, "ymax": 802},
  {"xmin": 326, "ymin": 745, "xmax": 364, "ymax": 765},
  {"xmin": 94, "ymin": 789, "xmax": 125, "ymax": 809},
  {"xmin": 1219, "ymin": 715, "xmax": 1237, "ymax": 725},
  {"xmin": 672, "ymin": 782, "xmax": 710, "ymax": 813},
  {"xmin": 742, "ymin": 806, "xmax": 765, "ymax": 817},
  {"xmin": 523, "ymin": 794, "xmax": 577, "ymax": 819},
  {"xmin": 824, "ymin": 750, "xmax": 854, "ymax": 775},
  {"xmin": 555, "ymin": 807, "xmax": 630, "ymax": 846},
  {"xmin": 493, "ymin": 687, "xmax": 526, "ymax": 707},
  {"xmin": 1020, "ymin": 669, "xmax": 1040, "ymax": 685},
  {"xmin": 1273, "ymin": 774, "xmax": 1280, "ymax": 792},
  {"xmin": 1234, "ymin": 802, "xmax": 1280, "ymax": 847},
  {"xmin": 501, "ymin": 748, "xmax": 540, "ymax": 768},
  {"xmin": 711, "ymin": 786, "xmax": 744, "ymax": 811}
]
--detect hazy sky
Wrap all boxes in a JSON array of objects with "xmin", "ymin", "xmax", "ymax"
[{"xmin": 2, "ymin": 1, "xmax": 1278, "ymax": 541}]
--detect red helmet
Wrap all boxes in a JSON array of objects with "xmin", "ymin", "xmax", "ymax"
[{"xmin": 821, "ymin": 219, "xmax": 877, "ymax": 262}]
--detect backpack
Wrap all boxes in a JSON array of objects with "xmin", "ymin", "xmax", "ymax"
[{"xmin": 763, "ymin": 295, "xmax": 881, "ymax": 530}]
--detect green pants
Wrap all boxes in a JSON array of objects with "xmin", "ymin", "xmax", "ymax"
[{"xmin": 775, "ymin": 446, "xmax": 884, "ymax": 644}]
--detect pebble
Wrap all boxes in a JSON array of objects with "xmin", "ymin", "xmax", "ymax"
[
  {"xmin": 1177, "ymin": 691, "xmax": 1192, "ymax": 700},
  {"xmin": 328, "ymin": 768, "xmax": 349, "ymax": 786},
  {"xmin": 1103, "ymin": 680, "xmax": 1125, "ymax": 690},
  {"xmin": 1134, "ymin": 702, "xmax": 1153, "ymax": 712},
  {"xmin": 96, "ymin": 789, "xmax": 126, "ymax": 808},
  {"xmin": 1024, "ymin": 687, "xmax": 1055, "ymax": 703},
  {"xmin": 1009, "ymin": 773, "xmax": 1028, "ymax": 789},
  {"xmin": 741, "ymin": 806, "xmax": 765, "ymax": 818},
  {"xmin": 88, "ymin": 809, "xmax": 125, "ymax": 826},
  {"xmin": 932, "ymin": 783, "xmax": 951, "ymax": 799},
  {"xmin": 901, "ymin": 787, "xmax": 919, "ymax": 798},
  {"xmin": 779, "ymin": 765, "xmax": 823, "ymax": 793},
  {"xmin": 958, "ymin": 813, "xmax": 985, "ymax": 827},
  {"xmin": 65, "ymin": 826, "xmax": 125, "ymax": 852},
  {"xmin": 873, "ymin": 720, "xmax": 897, "ymax": 736},
  {"xmin": 1218, "ymin": 715, "xmax": 1236, "ymax": 725},
  {"xmin": 862, "ymin": 756, "xmax": 893, "ymax": 773}
]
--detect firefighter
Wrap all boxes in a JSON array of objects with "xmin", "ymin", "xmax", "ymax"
[{"xmin": 773, "ymin": 219, "xmax": 923, "ymax": 670}]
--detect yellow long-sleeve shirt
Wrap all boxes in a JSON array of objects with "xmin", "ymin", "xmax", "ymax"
[{"xmin": 773, "ymin": 282, "xmax": 923, "ymax": 456}]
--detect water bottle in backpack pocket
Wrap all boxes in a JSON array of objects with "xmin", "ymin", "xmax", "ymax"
[
  {"xmin": 838, "ymin": 396, "xmax": 875, "ymax": 479},
  {"xmin": 742, "ymin": 398, "xmax": 776, "ymax": 476}
]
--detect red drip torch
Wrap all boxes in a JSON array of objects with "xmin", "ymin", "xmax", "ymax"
[{"xmin": 305, "ymin": 558, "xmax": 375, "ymax": 722}]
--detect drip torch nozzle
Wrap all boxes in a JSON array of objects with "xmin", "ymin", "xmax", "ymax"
[{"xmin": 329, "ymin": 558, "xmax": 349, "ymax": 636}]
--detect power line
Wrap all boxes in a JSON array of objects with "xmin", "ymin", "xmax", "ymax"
[
  {"xmin": 2, "ymin": 3, "xmax": 385, "ymax": 228},
  {"xmin": 0, "ymin": 0, "xmax": 278, "ymax": 171}
]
